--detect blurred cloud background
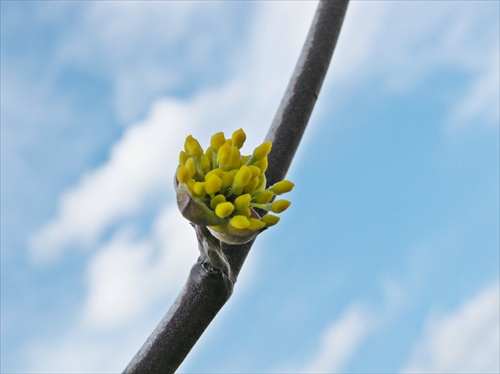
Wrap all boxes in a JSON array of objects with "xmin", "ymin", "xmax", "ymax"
[{"xmin": 1, "ymin": 1, "xmax": 498, "ymax": 373}]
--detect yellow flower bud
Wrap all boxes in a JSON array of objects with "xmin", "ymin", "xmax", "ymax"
[
  {"xmin": 261, "ymin": 214, "xmax": 280, "ymax": 226},
  {"xmin": 179, "ymin": 151, "xmax": 189, "ymax": 166},
  {"xmin": 253, "ymin": 141, "xmax": 272, "ymax": 161},
  {"xmin": 254, "ymin": 190, "xmax": 274, "ymax": 204},
  {"xmin": 185, "ymin": 135, "xmax": 204, "ymax": 157},
  {"xmin": 210, "ymin": 194, "xmax": 226, "ymax": 210},
  {"xmin": 231, "ymin": 128, "xmax": 246, "ymax": 149},
  {"xmin": 234, "ymin": 165, "xmax": 252, "ymax": 187},
  {"xmin": 243, "ymin": 176, "xmax": 259, "ymax": 193},
  {"xmin": 205, "ymin": 174, "xmax": 222, "ymax": 195},
  {"xmin": 205, "ymin": 146, "xmax": 216, "ymax": 168},
  {"xmin": 271, "ymin": 180, "xmax": 295, "ymax": 194},
  {"xmin": 205, "ymin": 168, "xmax": 224, "ymax": 180},
  {"xmin": 200, "ymin": 154, "xmax": 211, "ymax": 174},
  {"xmin": 176, "ymin": 129, "xmax": 293, "ymax": 242},
  {"xmin": 193, "ymin": 182, "xmax": 206, "ymax": 196},
  {"xmin": 230, "ymin": 215, "xmax": 250, "ymax": 229},
  {"xmin": 185, "ymin": 157, "xmax": 196, "ymax": 177},
  {"xmin": 248, "ymin": 165, "xmax": 261, "ymax": 178},
  {"xmin": 270, "ymin": 199, "xmax": 291, "ymax": 213},
  {"xmin": 215, "ymin": 202, "xmax": 235, "ymax": 218},
  {"xmin": 248, "ymin": 218, "xmax": 266, "ymax": 231},
  {"xmin": 234, "ymin": 194, "xmax": 251, "ymax": 216},
  {"xmin": 217, "ymin": 143, "xmax": 232, "ymax": 168},
  {"xmin": 210, "ymin": 132, "xmax": 226, "ymax": 150},
  {"xmin": 187, "ymin": 179, "xmax": 196, "ymax": 193},
  {"xmin": 176, "ymin": 166, "xmax": 191, "ymax": 184},
  {"xmin": 234, "ymin": 193, "xmax": 251, "ymax": 209},
  {"xmin": 221, "ymin": 169, "xmax": 238, "ymax": 190},
  {"xmin": 228, "ymin": 146, "xmax": 241, "ymax": 169},
  {"xmin": 253, "ymin": 157, "xmax": 268, "ymax": 173}
]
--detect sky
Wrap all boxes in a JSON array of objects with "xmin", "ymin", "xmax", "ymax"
[{"xmin": 1, "ymin": 1, "xmax": 499, "ymax": 373}]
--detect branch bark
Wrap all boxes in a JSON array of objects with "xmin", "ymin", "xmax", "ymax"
[
  {"xmin": 265, "ymin": 0, "xmax": 348, "ymax": 186},
  {"xmin": 123, "ymin": 1, "xmax": 349, "ymax": 373}
]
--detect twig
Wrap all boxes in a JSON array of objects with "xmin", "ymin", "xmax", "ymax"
[
  {"xmin": 265, "ymin": 0, "xmax": 348, "ymax": 186},
  {"xmin": 123, "ymin": 1, "xmax": 349, "ymax": 373}
]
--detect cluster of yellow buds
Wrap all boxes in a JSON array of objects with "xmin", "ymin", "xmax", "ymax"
[{"xmin": 175, "ymin": 129, "xmax": 294, "ymax": 244}]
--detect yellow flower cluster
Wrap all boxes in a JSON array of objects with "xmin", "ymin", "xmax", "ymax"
[{"xmin": 176, "ymin": 129, "xmax": 293, "ymax": 242}]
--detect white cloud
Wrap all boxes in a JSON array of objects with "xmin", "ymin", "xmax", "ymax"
[
  {"xmin": 329, "ymin": 0, "xmax": 499, "ymax": 133},
  {"xmin": 22, "ymin": 314, "xmax": 160, "ymax": 374},
  {"xmin": 81, "ymin": 205, "xmax": 196, "ymax": 329},
  {"xmin": 29, "ymin": 99, "xmax": 192, "ymax": 263},
  {"xmin": 328, "ymin": 0, "xmax": 389, "ymax": 85},
  {"xmin": 446, "ymin": 50, "xmax": 500, "ymax": 133},
  {"xmin": 302, "ymin": 305, "xmax": 373, "ymax": 373},
  {"xmin": 54, "ymin": 1, "xmax": 247, "ymax": 123},
  {"xmin": 402, "ymin": 282, "xmax": 500, "ymax": 373}
]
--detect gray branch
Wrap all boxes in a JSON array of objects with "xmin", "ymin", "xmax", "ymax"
[
  {"xmin": 123, "ymin": 1, "xmax": 349, "ymax": 373},
  {"xmin": 265, "ymin": 0, "xmax": 348, "ymax": 186}
]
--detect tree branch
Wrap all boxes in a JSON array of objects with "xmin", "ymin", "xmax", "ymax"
[
  {"xmin": 123, "ymin": 1, "xmax": 349, "ymax": 373},
  {"xmin": 265, "ymin": 0, "xmax": 349, "ymax": 186}
]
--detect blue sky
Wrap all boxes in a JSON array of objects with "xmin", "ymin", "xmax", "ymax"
[{"xmin": 1, "ymin": 1, "xmax": 499, "ymax": 373}]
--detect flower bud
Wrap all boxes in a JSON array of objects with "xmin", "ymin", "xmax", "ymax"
[
  {"xmin": 221, "ymin": 169, "xmax": 238, "ymax": 190},
  {"xmin": 185, "ymin": 135, "xmax": 204, "ymax": 157},
  {"xmin": 243, "ymin": 176, "xmax": 260, "ymax": 194},
  {"xmin": 193, "ymin": 182, "xmax": 206, "ymax": 196},
  {"xmin": 205, "ymin": 168, "xmax": 224, "ymax": 180},
  {"xmin": 210, "ymin": 132, "xmax": 226, "ymax": 150},
  {"xmin": 176, "ymin": 129, "xmax": 293, "ymax": 244},
  {"xmin": 248, "ymin": 218, "xmax": 266, "ymax": 231},
  {"xmin": 248, "ymin": 165, "xmax": 261, "ymax": 178},
  {"xmin": 230, "ymin": 215, "xmax": 250, "ymax": 229},
  {"xmin": 185, "ymin": 157, "xmax": 196, "ymax": 177},
  {"xmin": 228, "ymin": 146, "xmax": 241, "ymax": 169},
  {"xmin": 210, "ymin": 194, "xmax": 226, "ymax": 210},
  {"xmin": 254, "ymin": 190, "xmax": 274, "ymax": 204},
  {"xmin": 234, "ymin": 193, "xmax": 251, "ymax": 216},
  {"xmin": 217, "ymin": 143, "xmax": 232, "ymax": 168},
  {"xmin": 270, "ymin": 200, "xmax": 291, "ymax": 213},
  {"xmin": 234, "ymin": 165, "xmax": 252, "ymax": 187},
  {"xmin": 176, "ymin": 166, "xmax": 191, "ymax": 184},
  {"xmin": 205, "ymin": 146, "xmax": 216, "ymax": 168},
  {"xmin": 271, "ymin": 180, "xmax": 295, "ymax": 194},
  {"xmin": 179, "ymin": 151, "xmax": 189, "ymax": 166},
  {"xmin": 215, "ymin": 202, "xmax": 235, "ymax": 218},
  {"xmin": 253, "ymin": 141, "xmax": 272, "ymax": 161},
  {"xmin": 253, "ymin": 157, "xmax": 268, "ymax": 173},
  {"xmin": 205, "ymin": 174, "xmax": 222, "ymax": 195},
  {"xmin": 231, "ymin": 128, "xmax": 247, "ymax": 149},
  {"xmin": 200, "ymin": 154, "xmax": 211, "ymax": 174},
  {"xmin": 261, "ymin": 214, "xmax": 280, "ymax": 226}
]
